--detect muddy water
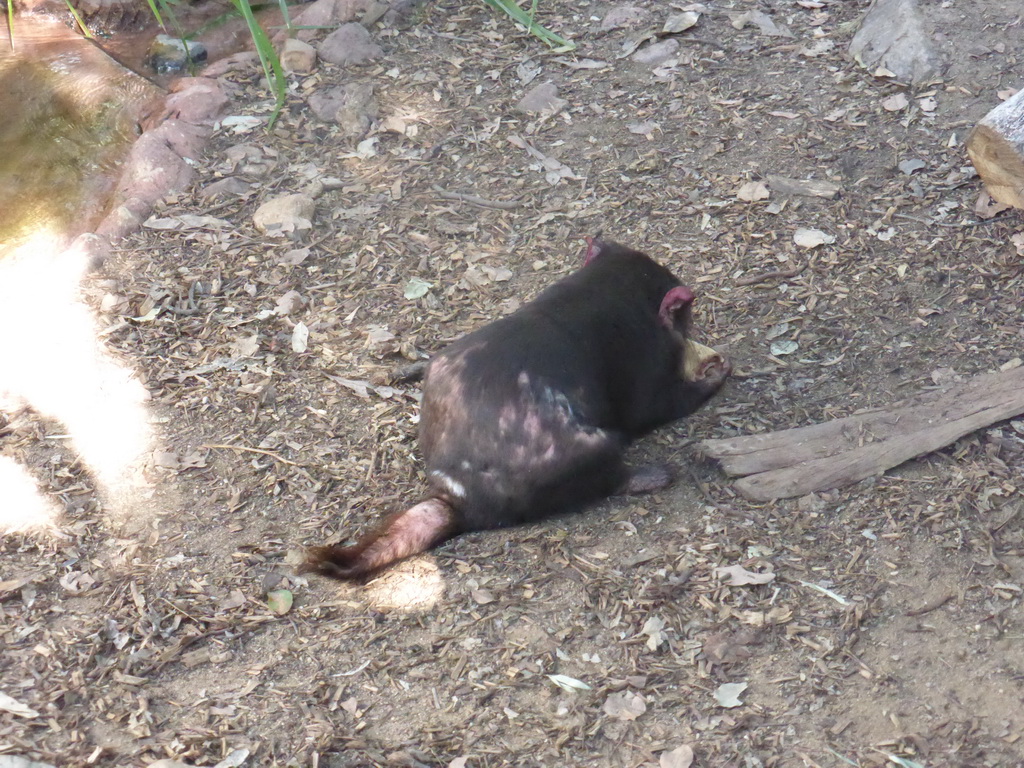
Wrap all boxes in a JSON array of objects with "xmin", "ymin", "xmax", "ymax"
[{"xmin": 0, "ymin": 16, "xmax": 162, "ymax": 252}]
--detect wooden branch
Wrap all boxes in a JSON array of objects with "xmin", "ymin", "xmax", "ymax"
[
  {"xmin": 700, "ymin": 366, "xmax": 1024, "ymax": 502},
  {"xmin": 766, "ymin": 175, "xmax": 841, "ymax": 200},
  {"xmin": 967, "ymin": 87, "xmax": 1024, "ymax": 210}
]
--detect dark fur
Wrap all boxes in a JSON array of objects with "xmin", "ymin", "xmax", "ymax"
[{"xmin": 303, "ymin": 239, "xmax": 730, "ymax": 580}]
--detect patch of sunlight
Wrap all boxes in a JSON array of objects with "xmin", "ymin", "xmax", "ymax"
[
  {"xmin": 361, "ymin": 557, "xmax": 446, "ymax": 612},
  {"xmin": 0, "ymin": 455, "xmax": 61, "ymax": 533},
  {"xmin": 0, "ymin": 231, "xmax": 153, "ymax": 531}
]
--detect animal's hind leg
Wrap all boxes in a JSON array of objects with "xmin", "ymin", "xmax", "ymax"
[
  {"xmin": 302, "ymin": 498, "xmax": 457, "ymax": 581},
  {"xmin": 620, "ymin": 464, "xmax": 675, "ymax": 494}
]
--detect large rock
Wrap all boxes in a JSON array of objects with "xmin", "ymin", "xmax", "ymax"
[
  {"xmin": 849, "ymin": 0, "xmax": 944, "ymax": 84},
  {"xmin": 276, "ymin": 0, "xmax": 374, "ymax": 43}
]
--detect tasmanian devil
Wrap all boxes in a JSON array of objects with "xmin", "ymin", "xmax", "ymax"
[{"xmin": 303, "ymin": 237, "xmax": 731, "ymax": 580}]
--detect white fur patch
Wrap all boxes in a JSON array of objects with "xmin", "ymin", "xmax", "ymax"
[{"xmin": 430, "ymin": 470, "xmax": 466, "ymax": 499}]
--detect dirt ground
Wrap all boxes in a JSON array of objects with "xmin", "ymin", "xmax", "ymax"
[{"xmin": 3, "ymin": 1, "xmax": 1024, "ymax": 766}]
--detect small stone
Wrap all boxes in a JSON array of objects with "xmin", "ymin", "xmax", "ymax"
[
  {"xmin": 317, "ymin": 22, "xmax": 383, "ymax": 66},
  {"xmin": 308, "ymin": 88, "xmax": 346, "ymax": 122},
  {"xmin": 200, "ymin": 177, "xmax": 251, "ymax": 200},
  {"xmin": 253, "ymin": 194, "xmax": 316, "ymax": 236},
  {"xmin": 632, "ymin": 38, "xmax": 679, "ymax": 66},
  {"xmin": 601, "ymin": 4, "xmax": 649, "ymax": 31},
  {"xmin": 335, "ymin": 82, "xmax": 377, "ymax": 138},
  {"xmin": 146, "ymin": 34, "xmax": 207, "ymax": 75},
  {"xmin": 515, "ymin": 82, "xmax": 567, "ymax": 114},
  {"xmin": 383, "ymin": 0, "xmax": 428, "ymax": 29},
  {"xmin": 281, "ymin": 38, "xmax": 317, "ymax": 73},
  {"xmin": 308, "ymin": 82, "xmax": 377, "ymax": 137}
]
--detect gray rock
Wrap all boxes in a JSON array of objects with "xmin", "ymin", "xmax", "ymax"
[
  {"xmin": 632, "ymin": 38, "xmax": 679, "ymax": 67},
  {"xmin": 308, "ymin": 88, "xmax": 346, "ymax": 122},
  {"xmin": 317, "ymin": 22, "xmax": 383, "ymax": 66},
  {"xmin": 515, "ymin": 82, "xmax": 568, "ymax": 115},
  {"xmin": 146, "ymin": 34, "xmax": 207, "ymax": 75},
  {"xmin": 308, "ymin": 82, "xmax": 378, "ymax": 137},
  {"xmin": 383, "ymin": 0, "xmax": 428, "ymax": 29},
  {"xmin": 335, "ymin": 81, "xmax": 377, "ymax": 137},
  {"xmin": 849, "ymin": 0, "xmax": 943, "ymax": 84}
]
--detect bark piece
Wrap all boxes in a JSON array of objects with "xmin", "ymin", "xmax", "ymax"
[
  {"xmin": 967, "ymin": 88, "xmax": 1024, "ymax": 210},
  {"xmin": 700, "ymin": 366, "xmax": 1024, "ymax": 502}
]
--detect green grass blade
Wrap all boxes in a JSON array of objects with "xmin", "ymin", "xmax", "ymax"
[
  {"xmin": 6, "ymin": 0, "xmax": 14, "ymax": 49},
  {"xmin": 64, "ymin": 0, "xmax": 94, "ymax": 38},
  {"xmin": 480, "ymin": 0, "xmax": 575, "ymax": 51},
  {"xmin": 229, "ymin": 0, "xmax": 286, "ymax": 128},
  {"xmin": 276, "ymin": 0, "xmax": 293, "ymax": 36},
  {"xmin": 143, "ymin": 0, "xmax": 164, "ymax": 29}
]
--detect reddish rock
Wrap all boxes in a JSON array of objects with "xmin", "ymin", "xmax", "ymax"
[
  {"xmin": 159, "ymin": 77, "xmax": 229, "ymax": 124},
  {"xmin": 203, "ymin": 51, "xmax": 261, "ymax": 78},
  {"xmin": 279, "ymin": 0, "xmax": 374, "ymax": 43}
]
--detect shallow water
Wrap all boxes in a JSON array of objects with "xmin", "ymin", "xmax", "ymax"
[{"xmin": 0, "ymin": 16, "xmax": 162, "ymax": 252}]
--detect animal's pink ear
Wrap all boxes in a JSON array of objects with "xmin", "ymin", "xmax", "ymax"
[
  {"xmin": 658, "ymin": 285, "xmax": 694, "ymax": 329},
  {"xmin": 583, "ymin": 235, "xmax": 603, "ymax": 265}
]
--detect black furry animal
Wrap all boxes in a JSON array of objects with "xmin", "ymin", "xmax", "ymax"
[{"xmin": 303, "ymin": 238, "xmax": 730, "ymax": 580}]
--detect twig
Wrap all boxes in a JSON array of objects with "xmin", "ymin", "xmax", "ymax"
[
  {"xmin": 892, "ymin": 213, "xmax": 1002, "ymax": 229},
  {"xmin": 905, "ymin": 592, "xmax": 953, "ymax": 616},
  {"xmin": 431, "ymin": 185, "xmax": 521, "ymax": 210},
  {"xmin": 736, "ymin": 265, "xmax": 806, "ymax": 286},
  {"xmin": 203, "ymin": 443, "xmax": 302, "ymax": 466}
]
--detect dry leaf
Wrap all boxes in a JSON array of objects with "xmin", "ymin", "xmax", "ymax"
[
  {"xmin": 736, "ymin": 181, "xmax": 770, "ymax": 202},
  {"xmin": 275, "ymin": 290, "xmax": 305, "ymax": 316},
  {"xmin": 267, "ymin": 589, "xmax": 293, "ymax": 615},
  {"xmin": 547, "ymin": 674, "xmax": 592, "ymax": 692},
  {"xmin": 714, "ymin": 564, "xmax": 775, "ymax": 586},
  {"xmin": 0, "ymin": 692, "xmax": 40, "ymax": 718},
  {"xmin": 471, "ymin": 588, "xmax": 495, "ymax": 604},
  {"xmin": 640, "ymin": 615, "xmax": 667, "ymax": 650},
  {"xmin": 881, "ymin": 93, "xmax": 909, "ymax": 112},
  {"xmin": 793, "ymin": 228, "xmax": 835, "ymax": 248},
  {"xmin": 975, "ymin": 189, "xmax": 1012, "ymax": 219},
  {"xmin": 660, "ymin": 745, "xmax": 695, "ymax": 768},
  {"xmin": 291, "ymin": 322, "xmax": 309, "ymax": 353},
  {"xmin": 713, "ymin": 681, "xmax": 748, "ymax": 708},
  {"xmin": 230, "ymin": 334, "xmax": 260, "ymax": 358},
  {"xmin": 603, "ymin": 691, "xmax": 646, "ymax": 720},
  {"xmin": 663, "ymin": 11, "xmax": 700, "ymax": 33}
]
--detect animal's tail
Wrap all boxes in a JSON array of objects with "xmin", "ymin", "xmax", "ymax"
[{"xmin": 301, "ymin": 498, "xmax": 458, "ymax": 581}]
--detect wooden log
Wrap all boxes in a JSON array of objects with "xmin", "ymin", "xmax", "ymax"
[
  {"xmin": 700, "ymin": 366, "xmax": 1024, "ymax": 502},
  {"xmin": 701, "ymin": 367, "xmax": 1024, "ymax": 476},
  {"xmin": 967, "ymin": 87, "xmax": 1024, "ymax": 210}
]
